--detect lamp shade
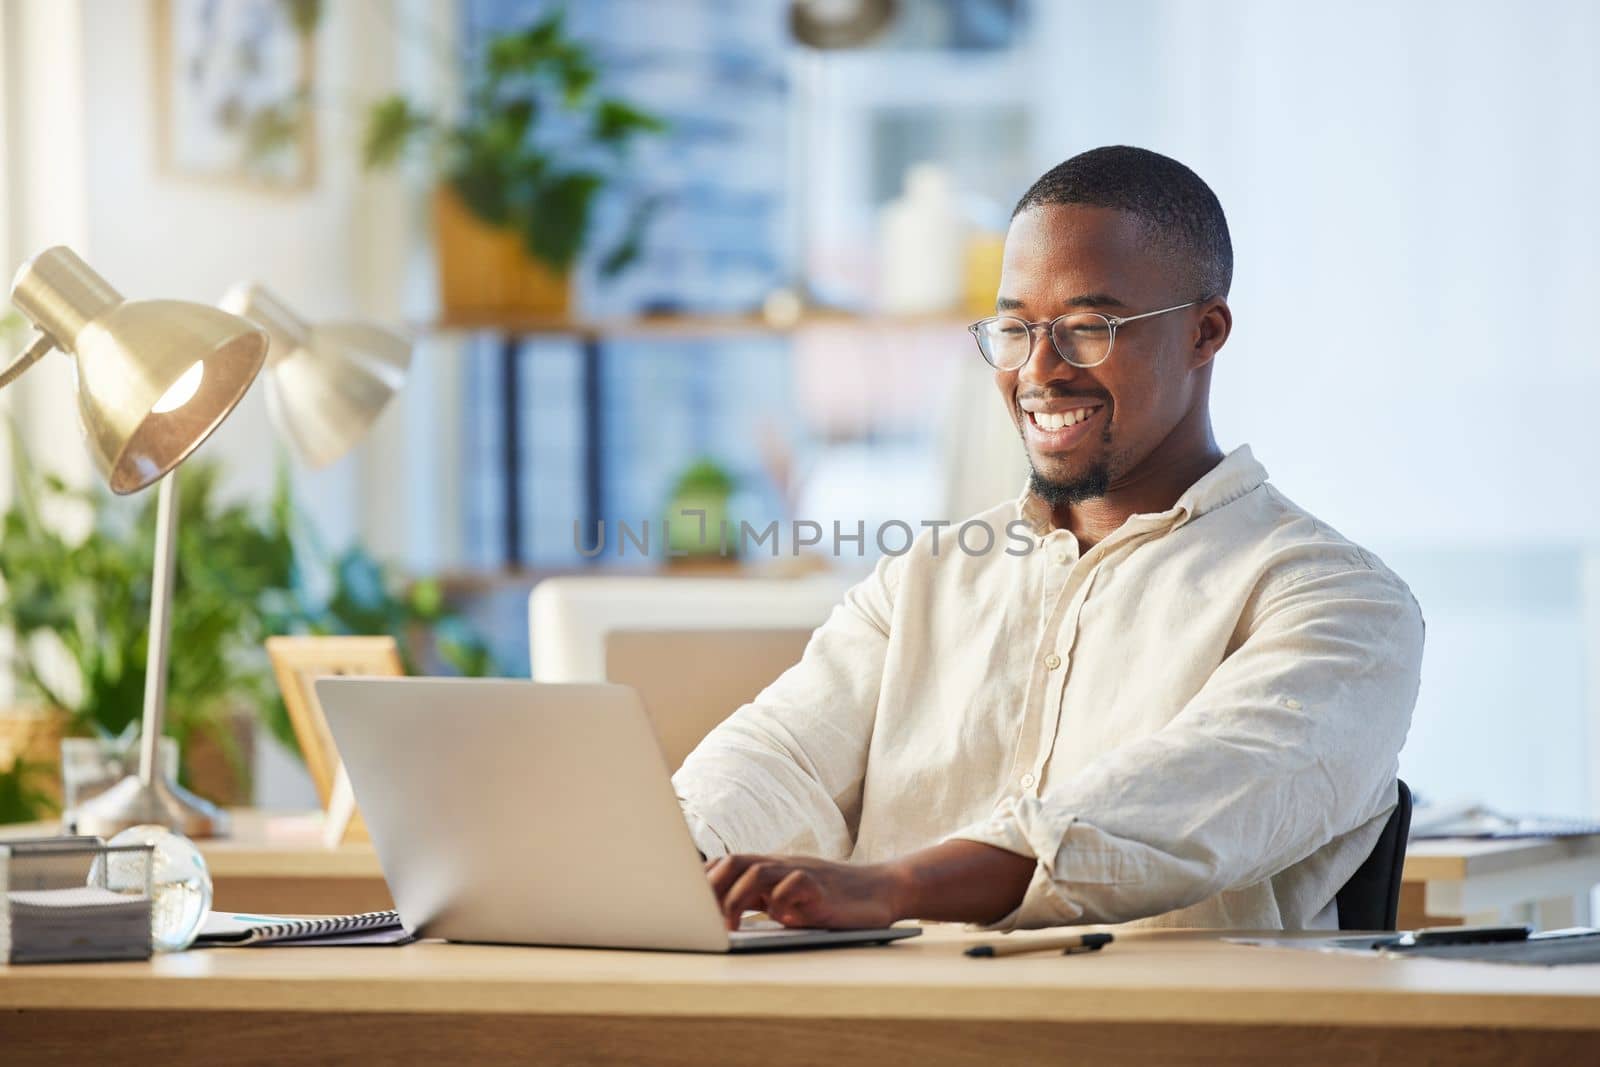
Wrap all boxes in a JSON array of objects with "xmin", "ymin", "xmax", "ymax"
[
  {"xmin": 9, "ymin": 246, "xmax": 268, "ymax": 494},
  {"xmin": 221, "ymin": 283, "xmax": 411, "ymax": 468}
]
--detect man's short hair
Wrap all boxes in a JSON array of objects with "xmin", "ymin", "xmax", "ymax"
[{"xmin": 1013, "ymin": 146, "xmax": 1233, "ymax": 300}]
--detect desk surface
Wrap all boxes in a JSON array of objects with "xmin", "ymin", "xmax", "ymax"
[
  {"xmin": 4, "ymin": 925, "xmax": 1599, "ymax": 1031},
  {"xmin": 10, "ymin": 830, "xmax": 1600, "ymax": 1063},
  {"xmin": 1404, "ymin": 835, "xmax": 1600, "ymax": 880},
  {"xmin": 11, "ymin": 813, "xmax": 1600, "ymax": 917}
]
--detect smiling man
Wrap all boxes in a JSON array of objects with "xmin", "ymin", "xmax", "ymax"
[{"xmin": 673, "ymin": 146, "xmax": 1424, "ymax": 932}]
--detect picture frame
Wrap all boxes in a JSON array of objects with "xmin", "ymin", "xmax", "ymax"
[
  {"xmin": 265, "ymin": 635, "xmax": 405, "ymax": 844},
  {"xmin": 152, "ymin": 0, "xmax": 320, "ymax": 190}
]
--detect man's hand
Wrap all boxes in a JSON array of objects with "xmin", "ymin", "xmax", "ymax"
[
  {"xmin": 704, "ymin": 840, "xmax": 1037, "ymax": 930},
  {"xmin": 704, "ymin": 854, "xmax": 909, "ymax": 931}
]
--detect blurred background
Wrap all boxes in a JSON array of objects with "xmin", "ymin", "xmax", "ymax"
[{"xmin": 0, "ymin": 0, "xmax": 1596, "ymax": 823}]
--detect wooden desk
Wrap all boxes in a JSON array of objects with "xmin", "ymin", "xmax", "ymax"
[
  {"xmin": 1400, "ymin": 836, "xmax": 1600, "ymax": 930},
  {"xmin": 195, "ymin": 818, "xmax": 1600, "ymax": 933},
  {"xmin": 3, "ymin": 926, "xmax": 1598, "ymax": 1065},
  {"xmin": 13, "ymin": 814, "xmax": 1600, "ymax": 932},
  {"xmin": 196, "ymin": 811, "xmax": 391, "ymax": 914},
  {"xmin": 0, "ymin": 812, "xmax": 391, "ymax": 915}
]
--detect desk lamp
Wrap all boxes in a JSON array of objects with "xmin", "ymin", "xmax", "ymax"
[
  {"xmin": 4, "ymin": 246, "xmax": 268, "ymax": 837},
  {"xmin": 72, "ymin": 282, "xmax": 411, "ymax": 837},
  {"xmin": 5, "ymin": 251, "xmax": 412, "ymax": 838},
  {"xmin": 218, "ymin": 283, "xmax": 411, "ymax": 468}
]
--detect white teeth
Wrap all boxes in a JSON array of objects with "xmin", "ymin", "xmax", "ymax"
[{"xmin": 1033, "ymin": 408, "xmax": 1097, "ymax": 431}]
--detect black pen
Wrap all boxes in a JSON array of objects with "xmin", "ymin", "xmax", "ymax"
[{"xmin": 965, "ymin": 932, "xmax": 1114, "ymax": 958}]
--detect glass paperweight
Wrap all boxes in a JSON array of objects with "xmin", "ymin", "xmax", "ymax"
[{"xmin": 105, "ymin": 824, "xmax": 213, "ymax": 952}]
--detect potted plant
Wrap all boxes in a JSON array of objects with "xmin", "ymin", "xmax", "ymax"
[
  {"xmin": 0, "ymin": 753, "xmax": 56, "ymax": 824},
  {"xmin": 0, "ymin": 429, "xmax": 499, "ymax": 823},
  {"xmin": 0, "ymin": 432, "xmax": 297, "ymax": 811},
  {"xmin": 665, "ymin": 457, "xmax": 740, "ymax": 561},
  {"xmin": 362, "ymin": 10, "xmax": 666, "ymax": 320}
]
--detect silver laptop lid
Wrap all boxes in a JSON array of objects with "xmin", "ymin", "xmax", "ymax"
[{"xmin": 316, "ymin": 676, "xmax": 733, "ymax": 952}]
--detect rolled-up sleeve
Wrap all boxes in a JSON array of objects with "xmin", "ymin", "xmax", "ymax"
[
  {"xmin": 672, "ymin": 556, "xmax": 897, "ymax": 860},
  {"xmin": 949, "ymin": 563, "xmax": 1424, "ymax": 930}
]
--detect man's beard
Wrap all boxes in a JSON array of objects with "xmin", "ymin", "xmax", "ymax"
[
  {"xmin": 1022, "ymin": 421, "xmax": 1116, "ymax": 506},
  {"xmin": 1028, "ymin": 461, "xmax": 1110, "ymax": 506}
]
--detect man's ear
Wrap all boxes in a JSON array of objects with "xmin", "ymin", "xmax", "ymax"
[{"xmin": 1191, "ymin": 298, "xmax": 1232, "ymax": 369}]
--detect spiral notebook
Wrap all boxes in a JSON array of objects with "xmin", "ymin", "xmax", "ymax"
[{"xmin": 195, "ymin": 909, "xmax": 415, "ymax": 947}]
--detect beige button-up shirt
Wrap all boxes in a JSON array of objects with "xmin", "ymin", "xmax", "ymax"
[{"xmin": 673, "ymin": 446, "xmax": 1425, "ymax": 930}]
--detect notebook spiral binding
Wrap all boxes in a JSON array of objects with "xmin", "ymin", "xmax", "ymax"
[{"xmin": 251, "ymin": 910, "xmax": 400, "ymax": 942}]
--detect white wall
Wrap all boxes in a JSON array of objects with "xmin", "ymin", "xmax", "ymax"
[
  {"xmin": 1017, "ymin": 0, "xmax": 1600, "ymax": 545},
  {"xmin": 1006, "ymin": 0, "xmax": 1600, "ymax": 816}
]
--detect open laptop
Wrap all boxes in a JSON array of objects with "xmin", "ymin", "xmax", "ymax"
[{"xmin": 315, "ymin": 676, "xmax": 920, "ymax": 954}]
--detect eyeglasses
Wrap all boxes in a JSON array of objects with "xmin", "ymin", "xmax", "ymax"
[{"xmin": 968, "ymin": 301, "xmax": 1200, "ymax": 371}]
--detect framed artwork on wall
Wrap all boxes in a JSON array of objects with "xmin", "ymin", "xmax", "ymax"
[
  {"xmin": 152, "ymin": 0, "xmax": 321, "ymax": 189},
  {"xmin": 265, "ymin": 635, "xmax": 406, "ymax": 844}
]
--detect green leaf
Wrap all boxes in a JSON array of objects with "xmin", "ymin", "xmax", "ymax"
[
  {"xmin": 281, "ymin": 0, "xmax": 324, "ymax": 36},
  {"xmin": 556, "ymin": 51, "xmax": 598, "ymax": 106},
  {"xmin": 671, "ymin": 457, "xmax": 738, "ymax": 497},
  {"xmin": 0, "ymin": 305, "xmax": 26, "ymax": 346},
  {"xmin": 485, "ymin": 12, "xmax": 566, "ymax": 81},
  {"xmin": 592, "ymin": 99, "xmax": 666, "ymax": 146},
  {"xmin": 517, "ymin": 170, "xmax": 603, "ymax": 271},
  {"xmin": 409, "ymin": 578, "xmax": 443, "ymax": 619},
  {"xmin": 598, "ymin": 194, "xmax": 665, "ymax": 279},
  {"xmin": 0, "ymin": 272, "xmax": 514, "ymax": 785},
  {"xmin": 0, "ymin": 753, "xmax": 58, "ymax": 824},
  {"xmin": 364, "ymin": 95, "xmax": 433, "ymax": 171}
]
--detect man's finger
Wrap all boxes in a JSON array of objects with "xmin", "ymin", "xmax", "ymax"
[
  {"xmin": 767, "ymin": 869, "xmax": 819, "ymax": 927},
  {"xmin": 721, "ymin": 861, "xmax": 787, "ymax": 929},
  {"xmin": 705, "ymin": 854, "xmax": 762, "ymax": 900}
]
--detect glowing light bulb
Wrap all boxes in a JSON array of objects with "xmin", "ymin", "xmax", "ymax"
[{"xmin": 151, "ymin": 362, "xmax": 203, "ymax": 414}]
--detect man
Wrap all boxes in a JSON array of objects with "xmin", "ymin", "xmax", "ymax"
[{"xmin": 673, "ymin": 146, "xmax": 1424, "ymax": 932}]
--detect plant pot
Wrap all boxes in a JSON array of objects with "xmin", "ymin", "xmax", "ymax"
[
  {"xmin": 433, "ymin": 185, "xmax": 572, "ymax": 321},
  {"xmin": 0, "ymin": 705, "xmax": 69, "ymax": 808},
  {"xmin": 182, "ymin": 709, "xmax": 256, "ymax": 808},
  {"xmin": 666, "ymin": 491, "xmax": 735, "ymax": 559}
]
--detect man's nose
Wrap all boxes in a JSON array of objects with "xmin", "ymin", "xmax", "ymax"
[{"xmin": 1017, "ymin": 324, "xmax": 1083, "ymax": 389}]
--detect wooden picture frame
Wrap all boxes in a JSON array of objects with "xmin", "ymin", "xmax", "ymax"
[
  {"xmin": 266, "ymin": 636, "xmax": 405, "ymax": 844},
  {"xmin": 152, "ymin": 0, "xmax": 320, "ymax": 190}
]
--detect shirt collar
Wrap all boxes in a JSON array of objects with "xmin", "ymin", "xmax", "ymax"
[{"xmin": 1014, "ymin": 444, "xmax": 1268, "ymax": 536}]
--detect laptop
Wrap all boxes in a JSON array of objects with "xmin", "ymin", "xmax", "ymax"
[{"xmin": 315, "ymin": 676, "xmax": 920, "ymax": 954}]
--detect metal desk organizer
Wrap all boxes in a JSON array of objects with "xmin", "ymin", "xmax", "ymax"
[{"xmin": 1, "ymin": 836, "xmax": 155, "ymax": 964}]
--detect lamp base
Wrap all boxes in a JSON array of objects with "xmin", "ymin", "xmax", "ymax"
[{"xmin": 66, "ymin": 772, "xmax": 230, "ymax": 839}]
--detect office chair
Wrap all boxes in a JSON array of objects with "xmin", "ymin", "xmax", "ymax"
[{"xmin": 1335, "ymin": 779, "xmax": 1413, "ymax": 931}]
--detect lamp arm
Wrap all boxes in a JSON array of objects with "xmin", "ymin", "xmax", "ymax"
[
  {"xmin": 0, "ymin": 334, "xmax": 55, "ymax": 390},
  {"xmin": 137, "ymin": 470, "xmax": 180, "ymax": 786}
]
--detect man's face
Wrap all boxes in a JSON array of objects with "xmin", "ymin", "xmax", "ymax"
[{"xmin": 994, "ymin": 204, "xmax": 1208, "ymax": 503}]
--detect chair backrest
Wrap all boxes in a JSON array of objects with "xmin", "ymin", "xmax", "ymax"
[
  {"xmin": 604, "ymin": 627, "xmax": 814, "ymax": 772},
  {"xmin": 1336, "ymin": 779, "xmax": 1413, "ymax": 931},
  {"xmin": 528, "ymin": 575, "xmax": 846, "ymax": 682}
]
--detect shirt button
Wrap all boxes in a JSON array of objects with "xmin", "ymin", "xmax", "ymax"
[
  {"xmin": 1283, "ymin": 697, "xmax": 1303, "ymax": 710},
  {"xmin": 1054, "ymin": 550, "xmax": 1069, "ymax": 564},
  {"xmin": 1044, "ymin": 653, "xmax": 1062, "ymax": 670},
  {"xmin": 1020, "ymin": 772, "xmax": 1036, "ymax": 789}
]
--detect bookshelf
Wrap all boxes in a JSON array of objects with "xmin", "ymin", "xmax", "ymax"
[{"xmin": 417, "ymin": 311, "xmax": 973, "ymax": 571}]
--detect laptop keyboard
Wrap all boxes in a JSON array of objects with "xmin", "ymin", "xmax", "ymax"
[{"xmin": 729, "ymin": 917, "xmax": 814, "ymax": 940}]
